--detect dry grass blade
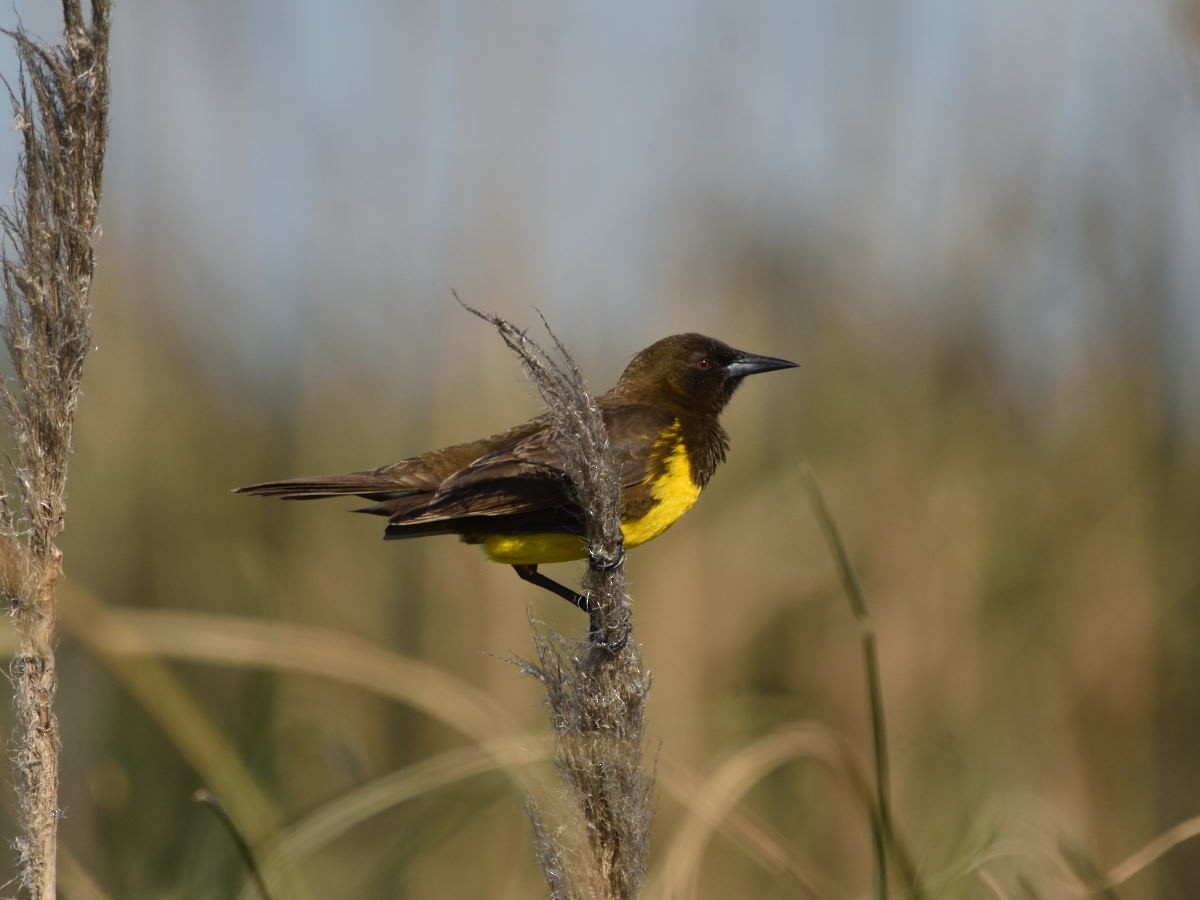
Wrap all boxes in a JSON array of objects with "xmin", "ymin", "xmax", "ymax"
[
  {"xmin": 1056, "ymin": 838, "xmax": 1118, "ymax": 900},
  {"xmin": 0, "ymin": 2, "xmax": 111, "ymax": 896},
  {"xmin": 655, "ymin": 758, "xmax": 829, "ymax": 894},
  {"xmin": 86, "ymin": 600, "xmax": 513, "ymax": 746},
  {"xmin": 1101, "ymin": 815, "xmax": 1200, "ymax": 889},
  {"xmin": 460, "ymin": 301, "xmax": 652, "ymax": 900},
  {"xmin": 238, "ymin": 736, "xmax": 553, "ymax": 900},
  {"xmin": 1046, "ymin": 814, "xmax": 1200, "ymax": 896},
  {"xmin": 648, "ymin": 723, "xmax": 854, "ymax": 900},
  {"xmin": 976, "ymin": 867, "xmax": 1014, "ymax": 900}
]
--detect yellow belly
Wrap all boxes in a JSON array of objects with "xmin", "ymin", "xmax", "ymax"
[
  {"xmin": 478, "ymin": 532, "xmax": 590, "ymax": 565},
  {"xmin": 478, "ymin": 427, "xmax": 702, "ymax": 566}
]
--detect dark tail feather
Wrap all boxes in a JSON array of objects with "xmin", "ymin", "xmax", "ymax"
[
  {"xmin": 383, "ymin": 519, "xmax": 462, "ymax": 540},
  {"xmin": 235, "ymin": 474, "xmax": 419, "ymax": 502}
]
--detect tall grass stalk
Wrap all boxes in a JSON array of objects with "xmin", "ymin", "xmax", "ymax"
[
  {"xmin": 465, "ymin": 304, "xmax": 652, "ymax": 900},
  {"xmin": 802, "ymin": 464, "xmax": 924, "ymax": 899},
  {"xmin": 0, "ymin": 3, "xmax": 110, "ymax": 896}
]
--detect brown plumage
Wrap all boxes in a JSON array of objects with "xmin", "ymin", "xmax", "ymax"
[{"xmin": 237, "ymin": 333, "xmax": 796, "ymax": 610}]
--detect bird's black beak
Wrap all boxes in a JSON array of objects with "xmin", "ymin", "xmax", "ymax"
[{"xmin": 726, "ymin": 349, "xmax": 799, "ymax": 379}]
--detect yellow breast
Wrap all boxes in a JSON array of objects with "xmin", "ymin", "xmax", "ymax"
[
  {"xmin": 619, "ymin": 428, "xmax": 702, "ymax": 548},
  {"xmin": 479, "ymin": 422, "xmax": 701, "ymax": 565}
]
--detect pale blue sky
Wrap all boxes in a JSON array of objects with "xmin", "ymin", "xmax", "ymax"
[{"xmin": 0, "ymin": 1, "xmax": 1197, "ymax": 416}]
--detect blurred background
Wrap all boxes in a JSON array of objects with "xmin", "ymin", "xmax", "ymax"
[{"xmin": 2, "ymin": 1, "xmax": 1199, "ymax": 897}]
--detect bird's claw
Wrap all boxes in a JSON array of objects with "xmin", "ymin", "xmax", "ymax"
[
  {"xmin": 587, "ymin": 618, "xmax": 631, "ymax": 654},
  {"xmin": 588, "ymin": 545, "xmax": 626, "ymax": 572}
]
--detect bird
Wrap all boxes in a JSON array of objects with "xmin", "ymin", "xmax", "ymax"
[{"xmin": 236, "ymin": 333, "xmax": 797, "ymax": 613}]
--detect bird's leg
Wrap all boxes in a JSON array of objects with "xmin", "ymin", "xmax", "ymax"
[{"xmin": 512, "ymin": 564, "xmax": 592, "ymax": 614}]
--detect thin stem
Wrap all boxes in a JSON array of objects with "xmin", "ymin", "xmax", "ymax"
[
  {"xmin": 802, "ymin": 462, "xmax": 925, "ymax": 900},
  {"xmin": 194, "ymin": 790, "xmax": 276, "ymax": 900}
]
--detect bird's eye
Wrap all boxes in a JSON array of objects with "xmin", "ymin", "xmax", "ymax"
[{"xmin": 696, "ymin": 358, "xmax": 712, "ymax": 370}]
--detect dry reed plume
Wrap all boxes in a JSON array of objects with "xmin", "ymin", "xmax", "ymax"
[
  {"xmin": 464, "ymin": 303, "xmax": 653, "ymax": 900},
  {"xmin": 0, "ymin": 2, "xmax": 111, "ymax": 896}
]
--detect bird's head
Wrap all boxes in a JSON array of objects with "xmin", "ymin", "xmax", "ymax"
[{"xmin": 613, "ymin": 333, "xmax": 797, "ymax": 416}]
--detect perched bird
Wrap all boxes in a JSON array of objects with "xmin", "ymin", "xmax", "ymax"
[{"xmin": 237, "ymin": 333, "xmax": 796, "ymax": 612}]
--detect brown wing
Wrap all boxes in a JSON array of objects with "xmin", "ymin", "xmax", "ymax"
[
  {"xmin": 234, "ymin": 418, "xmax": 547, "ymax": 502},
  {"xmin": 379, "ymin": 402, "xmax": 675, "ymax": 540}
]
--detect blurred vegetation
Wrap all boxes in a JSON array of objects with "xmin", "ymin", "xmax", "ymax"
[{"xmin": 0, "ymin": 208, "xmax": 1188, "ymax": 897}]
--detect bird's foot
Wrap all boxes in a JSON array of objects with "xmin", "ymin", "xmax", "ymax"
[
  {"xmin": 588, "ymin": 610, "xmax": 630, "ymax": 653},
  {"xmin": 587, "ymin": 545, "xmax": 626, "ymax": 572}
]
